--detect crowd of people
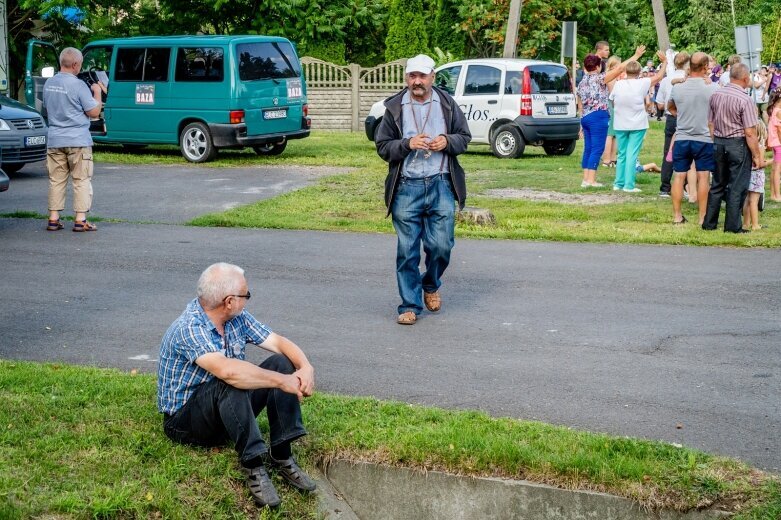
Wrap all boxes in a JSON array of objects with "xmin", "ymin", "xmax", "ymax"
[{"xmin": 576, "ymin": 41, "xmax": 781, "ymax": 232}]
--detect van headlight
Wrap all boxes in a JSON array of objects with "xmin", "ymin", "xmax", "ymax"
[{"xmin": 0, "ymin": 120, "xmax": 10, "ymax": 131}]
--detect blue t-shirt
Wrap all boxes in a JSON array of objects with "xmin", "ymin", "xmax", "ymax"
[{"xmin": 43, "ymin": 72, "xmax": 98, "ymax": 148}]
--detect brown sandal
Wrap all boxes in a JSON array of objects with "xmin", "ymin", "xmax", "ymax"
[
  {"xmin": 46, "ymin": 219, "xmax": 64, "ymax": 231},
  {"xmin": 397, "ymin": 311, "xmax": 417, "ymax": 325},
  {"xmin": 73, "ymin": 220, "xmax": 97, "ymax": 232}
]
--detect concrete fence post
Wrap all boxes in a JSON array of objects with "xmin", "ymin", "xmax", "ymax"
[{"xmin": 349, "ymin": 63, "xmax": 361, "ymax": 132}]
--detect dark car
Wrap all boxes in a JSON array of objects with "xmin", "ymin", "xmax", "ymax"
[{"xmin": 0, "ymin": 94, "xmax": 48, "ymax": 174}]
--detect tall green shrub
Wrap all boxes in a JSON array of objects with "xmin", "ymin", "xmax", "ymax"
[
  {"xmin": 385, "ymin": 0, "xmax": 429, "ymax": 61},
  {"xmin": 432, "ymin": 0, "xmax": 465, "ymax": 58}
]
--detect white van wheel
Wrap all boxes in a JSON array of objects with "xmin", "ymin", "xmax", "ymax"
[
  {"xmin": 180, "ymin": 122, "xmax": 217, "ymax": 163},
  {"xmin": 491, "ymin": 124, "xmax": 525, "ymax": 159},
  {"xmin": 253, "ymin": 139, "xmax": 287, "ymax": 156}
]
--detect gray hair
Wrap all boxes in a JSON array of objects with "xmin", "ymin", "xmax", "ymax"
[
  {"xmin": 730, "ymin": 63, "xmax": 749, "ymax": 81},
  {"xmin": 59, "ymin": 47, "xmax": 83, "ymax": 68},
  {"xmin": 197, "ymin": 262, "xmax": 245, "ymax": 309}
]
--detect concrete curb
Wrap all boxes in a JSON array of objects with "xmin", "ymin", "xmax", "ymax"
[{"xmin": 319, "ymin": 459, "xmax": 731, "ymax": 520}]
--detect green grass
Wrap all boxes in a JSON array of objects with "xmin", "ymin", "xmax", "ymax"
[
  {"xmin": 1, "ymin": 360, "xmax": 779, "ymax": 519},
  {"xmin": 95, "ymin": 125, "xmax": 781, "ymax": 248}
]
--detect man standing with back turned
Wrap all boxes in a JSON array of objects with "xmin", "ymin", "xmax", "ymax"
[
  {"xmin": 43, "ymin": 47, "xmax": 103, "ymax": 232},
  {"xmin": 704, "ymin": 63, "xmax": 764, "ymax": 233},
  {"xmin": 375, "ymin": 54, "xmax": 471, "ymax": 325}
]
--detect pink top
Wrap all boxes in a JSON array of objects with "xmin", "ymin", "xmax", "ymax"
[{"xmin": 769, "ymin": 106, "xmax": 781, "ymax": 149}]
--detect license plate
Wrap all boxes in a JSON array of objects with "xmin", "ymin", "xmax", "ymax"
[
  {"xmin": 546, "ymin": 105, "xmax": 568, "ymax": 115},
  {"xmin": 25, "ymin": 135, "xmax": 46, "ymax": 146},
  {"xmin": 264, "ymin": 109, "xmax": 287, "ymax": 120}
]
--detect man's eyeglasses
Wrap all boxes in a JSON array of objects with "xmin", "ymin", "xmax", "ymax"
[{"xmin": 223, "ymin": 291, "xmax": 251, "ymax": 302}]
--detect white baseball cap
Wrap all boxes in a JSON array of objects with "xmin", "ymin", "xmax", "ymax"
[{"xmin": 405, "ymin": 54, "xmax": 436, "ymax": 75}]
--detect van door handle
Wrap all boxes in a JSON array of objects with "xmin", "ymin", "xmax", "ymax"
[{"xmin": 488, "ymin": 100, "xmax": 498, "ymax": 104}]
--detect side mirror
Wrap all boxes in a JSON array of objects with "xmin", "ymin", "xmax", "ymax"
[{"xmin": 42, "ymin": 67, "xmax": 55, "ymax": 78}]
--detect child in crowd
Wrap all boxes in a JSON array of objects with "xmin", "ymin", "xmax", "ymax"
[
  {"xmin": 768, "ymin": 90, "xmax": 781, "ymax": 201},
  {"xmin": 743, "ymin": 120, "xmax": 768, "ymax": 231}
]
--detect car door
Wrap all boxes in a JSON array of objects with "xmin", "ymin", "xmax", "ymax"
[
  {"xmin": 24, "ymin": 40, "xmax": 59, "ymax": 116},
  {"xmin": 458, "ymin": 64, "xmax": 503, "ymax": 141}
]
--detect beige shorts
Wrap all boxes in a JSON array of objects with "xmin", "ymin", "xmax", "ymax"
[{"xmin": 47, "ymin": 147, "xmax": 94, "ymax": 213}]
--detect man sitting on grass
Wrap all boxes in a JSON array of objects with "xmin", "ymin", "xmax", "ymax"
[{"xmin": 157, "ymin": 262, "xmax": 316, "ymax": 508}]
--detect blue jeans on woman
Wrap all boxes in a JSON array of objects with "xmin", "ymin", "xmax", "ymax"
[
  {"xmin": 580, "ymin": 110, "xmax": 610, "ymax": 170},
  {"xmin": 614, "ymin": 129, "xmax": 647, "ymax": 190},
  {"xmin": 391, "ymin": 173, "xmax": 455, "ymax": 315}
]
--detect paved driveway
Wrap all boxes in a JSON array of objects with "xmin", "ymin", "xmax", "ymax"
[
  {"xmin": 0, "ymin": 159, "xmax": 779, "ymax": 473},
  {"xmin": 0, "ymin": 160, "xmax": 343, "ymax": 223}
]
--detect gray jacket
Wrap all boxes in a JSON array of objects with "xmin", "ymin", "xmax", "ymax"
[{"xmin": 375, "ymin": 86, "xmax": 471, "ymax": 214}]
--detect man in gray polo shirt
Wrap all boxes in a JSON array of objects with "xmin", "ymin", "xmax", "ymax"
[
  {"xmin": 43, "ymin": 47, "xmax": 103, "ymax": 232},
  {"xmin": 666, "ymin": 52, "xmax": 718, "ymax": 225}
]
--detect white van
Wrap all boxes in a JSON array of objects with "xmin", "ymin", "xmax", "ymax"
[{"xmin": 365, "ymin": 58, "xmax": 579, "ymax": 158}]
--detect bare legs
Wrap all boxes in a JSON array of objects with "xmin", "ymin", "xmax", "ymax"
[{"xmin": 743, "ymin": 192, "xmax": 761, "ymax": 230}]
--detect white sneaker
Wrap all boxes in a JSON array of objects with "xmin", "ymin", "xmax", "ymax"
[
  {"xmin": 613, "ymin": 186, "xmax": 621, "ymax": 191},
  {"xmin": 591, "ymin": 182, "xmax": 604, "ymax": 187},
  {"xmin": 581, "ymin": 181, "xmax": 593, "ymax": 188},
  {"xmin": 623, "ymin": 188, "xmax": 642, "ymax": 193}
]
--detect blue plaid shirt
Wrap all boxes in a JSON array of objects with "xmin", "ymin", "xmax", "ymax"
[{"xmin": 157, "ymin": 298, "xmax": 272, "ymax": 414}]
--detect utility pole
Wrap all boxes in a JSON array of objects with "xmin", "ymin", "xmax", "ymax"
[
  {"xmin": 0, "ymin": 0, "xmax": 8, "ymax": 93},
  {"xmin": 503, "ymin": 0, "xmax": 523, "ymax": 58},
  {"xmin": 650, "ymin": 0, "xmax": 671, "ymax": 51}
]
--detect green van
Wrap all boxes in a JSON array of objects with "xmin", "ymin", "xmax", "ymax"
[{"xmin": 26, "ymin": 35, "xmax": 311, "ymax": 162}]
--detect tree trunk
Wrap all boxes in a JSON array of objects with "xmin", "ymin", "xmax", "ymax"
[
  {"xmin": 650, "ymin": 0, "xmax": 671, "ymax": 51},
  {"xmin": 502, "ymin": 0, "xmax": 523, "ymax": 58}
]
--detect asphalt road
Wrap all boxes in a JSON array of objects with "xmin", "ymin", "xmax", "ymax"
[{"xmin": 1, "ymin": 160, "xmax": 779, "ymax": 473}]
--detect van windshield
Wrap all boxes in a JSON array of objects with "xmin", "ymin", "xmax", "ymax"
[
  {"xmin": 236, "ymin": 42, "xmax": 300, "ymax": 81},
  {"xmin": 525, "ymin": 65, "xmax": 572, "ymax": 94}
]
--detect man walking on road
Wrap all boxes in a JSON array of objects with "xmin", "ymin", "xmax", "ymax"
[
  {"xmin": 666, "ymin": 52, "xmax": 718, "ymax": 225},
  {"xmin": 704, "ymin": 63, "xmax": 765, "ymax": 233},
  {"xmin": 43, "ymin": 47, "xmax": 103, "ymax": 232},
  {"xmin": 158, "ymin": 263, "xmax": 317, "ymax": 508},
  {"xmin": 375, "ymin": 54, "xmax": 471, "ymax": 325}
]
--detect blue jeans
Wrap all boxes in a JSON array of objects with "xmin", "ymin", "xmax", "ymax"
[
  {"xmin": 163, "ymin": 354, "xmax": 307, "ymax": 466},
  {"xmin": 580, "ymin": 110, "xmax": 610, "ymax": 170},
  {"xmin": 614, "ymin": 129, "xmax": 647, "ymax": 190},
  {"xmin": 391, "ymin": 174, "xmax": 455, "ymax": 314}
]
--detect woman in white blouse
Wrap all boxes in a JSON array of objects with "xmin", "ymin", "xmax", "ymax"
[{"xmin": 610, "ymin": 51, "xmax": 667, "ymax": 192}]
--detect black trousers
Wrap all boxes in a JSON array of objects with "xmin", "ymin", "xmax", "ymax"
[
  {"xmin": 703, "ymin": 137, "xmax": 752, "ymax": 232},
  {"xmin": 163, "ymin": 354, "xmax": 306, "ymax": 466},
  {"xmin": 659, "ymin": 115, "xmax": 677, "ymax": 194}
]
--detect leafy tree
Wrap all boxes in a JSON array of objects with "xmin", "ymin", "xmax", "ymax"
[
  {"xmin": 456, "ymin": 0, "xmax": 634, "ymax": 60},
  {"xmin": 385, "ymin": 0, "xmax": 429, "ymax": 61},
  {"xmin": 432, "ymin": 0, "xmax": 465, "ymax": 58}
]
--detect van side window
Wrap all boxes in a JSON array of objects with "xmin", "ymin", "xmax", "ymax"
[
  {"xmin": 175, "ymin": 48, "xmax": 225, "ymax": 82},
  {"xmin": 435, "ymin": 66, "xmax": 461, "ymax": 95},
  {"xmin": 236, "ymin": 42, "xmax": 301, "ymax": 81},
  {"xmin": 464, "ymin": 65, "xmax": 501, "ymax": 95},
  {"xmin": 505, "ymin": 71, "xmax": 522, "ymax": 94},
  {"xmin": 115, "ymin": 48, "xmax": 170, "ymax": 82}
]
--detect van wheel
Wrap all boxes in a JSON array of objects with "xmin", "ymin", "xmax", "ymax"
[
  {"xmin": 543, "ymin": 140, "xmax": 576, "ymax": 156},
  {"xmin": 180, "ymin": 122, "xmax": 217, "ymax": 163},
  {"xmin": 491, "ymin": 124, "xmax": 525, "ymax": 158},
  {"xmin": 253, "ymin": 139, "xmax": 287, "ymax": 156}
]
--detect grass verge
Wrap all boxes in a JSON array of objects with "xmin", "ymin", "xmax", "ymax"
[
  {"xmin": 112, "ymin": 126, "xmax": 775, "ymax": 248},
  {"xmin": 1, "ymin": 360, "xmax": 778, "ymax": 519}
]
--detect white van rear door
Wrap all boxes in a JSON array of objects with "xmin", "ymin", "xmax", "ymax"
[{"xmin": 526, "ymin": 64, "xmax": 576, "ymax": 118}]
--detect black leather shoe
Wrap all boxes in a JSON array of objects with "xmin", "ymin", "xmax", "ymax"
[
  {"xmin": 728, "ymin": 229, "xmax": 751, "ymax": 234},
  {"xmin": 241, "ymin": 465, "xmax": 281, "ymax": 507},
  {"xmin": 266, "ymin": 455, "xmax": 317, "ymax": 492}
]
